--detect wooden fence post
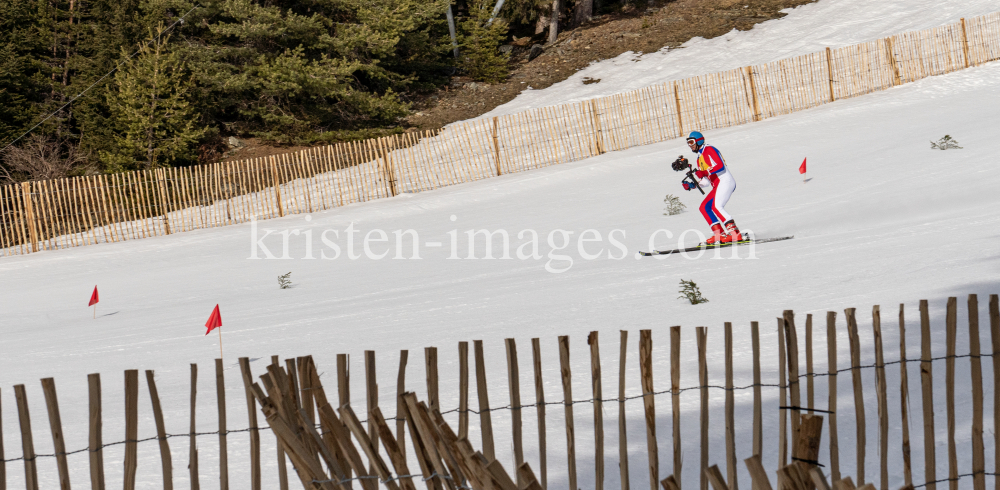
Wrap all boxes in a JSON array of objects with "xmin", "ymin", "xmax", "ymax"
[
  {"xmin": 155, "ymin": 169, "xmax": 172, "ymax": 234},
  {"xmin": 968, "ymin": 295, "xmax": 986, "ymax": 490},
  {"xmin": 745, "ymin": 67, "xmax": 761, "ymax": 122},
  {"xmin": 425, "ymin": 347, "xmax": 439, "ymax": 413},
  {"xmin": 783, "ymin": 311, "xmax": 802, "ymax": 452},
  {"xmin": 531, "ymin": 338, "xmax": 547, "ymax": 489},
  {"xmin": 124, "ymin": 369, "xmax": 139, "ymax": 490},
  {"xmin": 505, "ymin": 338, "xmax": 525, "ymax": 484},
  {"xmin": 639, "ymin": 329, "xmax": 659, "ymax": 490},
  {"xmin": 990, "ymin": 295, "xmax": 1000, "ymax": 490},
  {"xmin": 810, "ymin": 468, "xmax": 831, "ymax": 490},
  {"xmin": 885, "ymin": 37, "xmax": 902, "ymax": 86},
  {"xmin": 397, "ymin": 350, "xmax": 409, "ymax": 457},
  {"xmin": 13, "ymin": 384, "xmax": 39, "ymax": 490},
  {"xmin": 743, "ymin": 455, "xmax": 773, "ymax": 490},
  {"xmin": 872, "ymin": 306, "xmax": 888, "ymax": 490},
  {"xmin": 588, "ymin": 331, "xmax": 605, "ymax": 490},
  {"xmin": 238, "ymin": 358, "xmax": 262, "ymax": 490},
  {"xmin": 88, "ymin": 373, "xmax": 106, "ymax": 490},
  {"xmin": 590, "ymin": 100, "xmax": 605, "ymax": 155},
  {"xmin": 216, "ymin": 359, "xmax": 229, "ymax": 490},
  {"xmin": 794, "ymin": 414, "xmax": 824, "ymax": 476},
  {"xmin": 697, "ymin": 327, "xmax": 709, "ymax": 490},
  {"xmin": 672, "ymin": 82, "xmax": 684, "ymax": 137},
  {"xmin": 826, "ymin": 47, "xmax": 836, "ymax": 103},
  {"xmin": 190, "ymin": 364, "xmax": 200, "ymax": 490},
  {"xmin": 40, "ymin": 378, "xmax": 71, "ymax": 490},
  {"xmin": 806, "ymin": 315, "xmax": 814, "ymax": 412},
  {"xmin": 492, "ymin": 117, "xmax": 503, "ymax": 176},
  {"xmin": 827, "ymin": 312, "xmax": 841, "ymax": 483},
  {"xmin": 898, "ymin": 305, "xmax": 913, "ymax": 488},
  {"xmin": 269, "ymin": 157, "xmax": 285, "ymax": 217},
  {"xmin": 379, "ymin": 138, "xmax": 398, "ymax": 197},
  {"xmin": 704, "ymin": 465, "xmax": 729, "ymax": 490},
  {"xmin": 752, "ymin": 321, "xmax": 763, "ymax": 458},
  {"xmin": 145, "ymin": 370, "xmax": 173, "ymax": 490},
  {"xmin": 946, "ymin": 297, "xmax": 958, "ymax": 490},
  {"xmin": 724, "ymin": 323, "xmax": 738, "ymax": 490},
  {"xmin": 275, "ymin": 356, "xmax": 290, "ymax": 490},
  {"xmin": 559, "ymin": 335, "xmax": 578, "ymax": 490},
  {"xmin": 365, "ymin": 350, "xmax": 379, "ymax": 475},
  {"xmin": 619, "ymin": 330, "xmax": 630, "ymax": 490},
  {"xmin": 671, "ymin": 326, "xmax": 682, "ymax": 483},
  {"xmin": 459, "ymin": 342, "xmax": 470, "ymax": 441},
  {"xmin": 398, "ymin": 394, "xmax": 445, "ymax": 490},
  {"xmin": 474, "ymin": 339, "xmax": 497, "ymax": 461},
  {"xmin": 0, "ymin": 392, "xmax": 4, "ymax": 484},
  {"xmin": 960, "ymin": 19, "xmax": 972, "ymax": 68},
  {"xmin": 919, "ymin": 300, "xmax": 937, "ymax": 490},
  {"xmin": 371, "ymin": 407, "xmax": 416, "ymax": 490},
  {"xmin": 20, "ymin": 182, "xmax": 38, "ymax": 252},
  {"xmin": 845, "ymin": 308, "xmax": 865, "ymax": 486},
  {"xmin": 778, "ymin": 318, "xmax": 787, "ymax": 468},
  {"xmin": 298, "ymin": 355, "xmax": 314, "ymax": 426}
]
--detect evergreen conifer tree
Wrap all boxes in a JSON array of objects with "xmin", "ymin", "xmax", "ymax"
[
  {"xmin": 102, "ymin": 26, "xmax": 206, "ymax": 171},
  {"xmin": 459, "ymin": 0, "xmax": 511, "ymax": 83}
]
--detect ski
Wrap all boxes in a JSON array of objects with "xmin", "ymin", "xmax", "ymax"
[{"xmin": 638, "ymin": 235, "xmax": 794, "ymax": 256}]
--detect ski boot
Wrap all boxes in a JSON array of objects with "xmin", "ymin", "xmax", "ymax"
[
  {"xmin": 704, "ymin": 223, "xmax": 725, "ymax": 245},
  {"xmin": 720, "ymin": 220, "xmax": 743, "ymax": 243}
]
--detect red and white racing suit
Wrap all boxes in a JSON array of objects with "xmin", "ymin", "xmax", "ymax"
[{"xmin": 693, "ymin": 145, "xmax": 736, "ymax": 226}]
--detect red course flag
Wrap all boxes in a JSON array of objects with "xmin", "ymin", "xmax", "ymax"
[
  {"xmin": 88, "ymin": 286, "xmax": 100, "ymax": 306},
  {"xmin": 205, "ymin": 305, "xmax": 222, "ymax": 335},
  {"xmin": 799, "ymin": 157, "xmax": 807, "ymax": 174}
]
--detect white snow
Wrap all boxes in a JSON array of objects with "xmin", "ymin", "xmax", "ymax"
[
  {"xmin": 2, "ymin": 3, "xmax": 1000, "ymax": 490},
  {"xmin": 484, "ymin": 0, "xmax": 1000, "ymax": 115}
]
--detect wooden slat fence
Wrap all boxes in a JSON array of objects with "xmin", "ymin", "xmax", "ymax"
[
  {"xmin": 2, "ymin": 294, "xmax": 1000, "ymax": 490},
  {"xmin": 3, "ymin": 13, "xmax": 1000, "ymax": 257}
]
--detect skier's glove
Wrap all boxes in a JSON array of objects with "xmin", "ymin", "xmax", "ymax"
[
  {"xmin": 682, "ymin": 181, "xmax": 697, "ymax": 191},
  {"xmin": 694, "ymin": 170, "xmax": 708, "ymax": 179},
  {"xmin": 670, "ymin": 156, "xmax": 689, "ymax": 172}
]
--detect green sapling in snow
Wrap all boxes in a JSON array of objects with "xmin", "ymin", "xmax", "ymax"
[{"xmin": 678, "ymin": 279, "xmax": 708, "ymax": 305}]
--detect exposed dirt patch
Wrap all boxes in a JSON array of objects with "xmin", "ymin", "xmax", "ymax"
[
  {"xmin": 222, "ymin": 0, "xmax": 813, "ymax": 161},
  {"xmin": 406, "ymin": 0, "xmax": 815, "ymax": 130},
  {"xmin": 219, "ymin": 137, "xmax": 312, "ymax": 162}
]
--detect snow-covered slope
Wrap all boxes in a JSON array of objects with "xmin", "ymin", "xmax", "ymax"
[
  {"xmin": 484, "ymin": 0, "xmax": 1000, "ymax": 115},
  {"xmin": 4, "ymin": 1, "xmax": 1000, "ymax": 487},
  {"xmin": 2, "ymin": 56, "xmax": 999, "ymax": 490}
]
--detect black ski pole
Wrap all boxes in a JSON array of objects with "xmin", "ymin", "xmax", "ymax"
[{"xmin": 685, "ymin": 169, "xmax": 706, "ymax": 195}]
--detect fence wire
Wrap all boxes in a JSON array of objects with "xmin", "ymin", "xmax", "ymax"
[{"xmin": 4, "ymin": 346, "xmax": 997, "ymax": 490}]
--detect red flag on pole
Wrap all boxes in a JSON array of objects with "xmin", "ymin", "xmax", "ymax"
[
  {"xmin": 205, "ymin": 305, "xmax": 222, "ymax": 335},
  {"xmin": 799, "ymin": 158, "xmax": 807, "ymax": 174},
  {"xmin": 88, "ymin": 286, "xmax": 100, "ymax": 306}
]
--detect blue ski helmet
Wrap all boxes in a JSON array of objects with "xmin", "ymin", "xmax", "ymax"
[{"xmin": 686, "ymin": 131, "xmax": 705, "ymax": 149}]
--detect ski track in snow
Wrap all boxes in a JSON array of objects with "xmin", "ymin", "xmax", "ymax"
[{"xmin": 3, "ymin": 4, "xmax": 1000, "ymax": 490}]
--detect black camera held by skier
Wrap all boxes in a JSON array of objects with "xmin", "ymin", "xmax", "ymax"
[{"xmin": 670, "ymin": 155, "xmax": 705, "ymax": 195}]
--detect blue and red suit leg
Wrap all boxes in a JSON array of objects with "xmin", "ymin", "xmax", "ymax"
[{"xmin": 698, "ymin": 186, "xmax": 721, "ymax": 226}]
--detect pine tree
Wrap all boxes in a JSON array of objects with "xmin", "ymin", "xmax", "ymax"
[
  {"xmin": 102, "ymin": 26, "xmax": 206, "ymax": 171},
  {"xmin": 459, "ymin": 0, "xmax": 511, "ymax": 83},
  {"xmin": 193, "ymin": 0, "xmax": 450, "ymax": 142},
  {"xmin": 0, "ymin": 0, "xmax": 62, "ymax": 147}
]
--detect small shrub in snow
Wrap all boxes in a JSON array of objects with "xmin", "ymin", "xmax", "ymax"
[
  {"xmin": 663, "ymin": 194, "xmax": 686, "ymax": 215},
  {"xmin": 278, "ymin": 272, "xmax": 293, "ymax": 289},
  {"xmin": 678, "ymin": 279, "xmax": 708, "ymax": 305},
  {"xmin": 930, "ymin": 135, "xmax": 962, "ymax": 150}
]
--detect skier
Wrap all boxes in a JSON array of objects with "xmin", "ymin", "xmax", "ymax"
[{"xmin": 676, "ymin": 131, "xmax": 742, "ymax": 245}]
